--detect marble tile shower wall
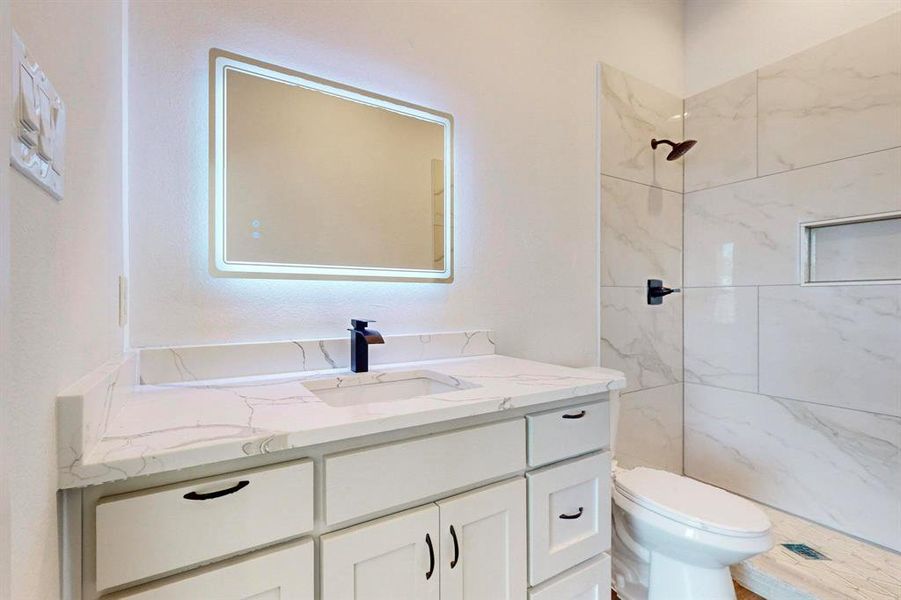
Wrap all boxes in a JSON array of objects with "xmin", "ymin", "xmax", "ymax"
[
  {"xmin": 599, "ymin": 64, "xmax": 684, "ymax": 474},
  {"xmin": 682, "ymin": 13, "xmax": 901, "ymax": 552}
]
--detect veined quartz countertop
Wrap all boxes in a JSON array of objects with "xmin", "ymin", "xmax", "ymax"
[{"xmin": 59, "ymin": 355, "xmax": 625, "ymax": 489}]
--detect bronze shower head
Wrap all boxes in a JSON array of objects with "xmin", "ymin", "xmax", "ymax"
[{"xmin": 651, "ymin": 138, "xmax": 697, "ymax": 161}]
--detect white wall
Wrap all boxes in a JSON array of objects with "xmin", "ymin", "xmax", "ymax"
[
  {"xmin": 0, "ymin": 1, "xmax": 12, "ymax": 596},
  {"xmin": 4, "ymin": 1, "xmax": 124, "ymax": 597},
  {"xmin": 127, "ymin": 0, "xmax": 683, "ymax": 368},
  {"xmin": 684, "ymin": 0, "xmax": 901, "ymax": 95}
]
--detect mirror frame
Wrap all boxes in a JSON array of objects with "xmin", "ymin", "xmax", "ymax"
[{"xmin": 209, "ymin": 49, "xmax": 454, "ymax": 282}]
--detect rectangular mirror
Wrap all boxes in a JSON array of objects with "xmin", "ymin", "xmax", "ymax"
[{"xmin": 210, "ymin": 50, "xmax": 453, "ymax": 281}]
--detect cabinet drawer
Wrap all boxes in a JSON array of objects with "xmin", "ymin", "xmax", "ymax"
[
  {"xmin": 527, "ymin": 400, "xmax": 608, "ymax": 467},
  {"xmin": 96, "ymin": 460, "xmax": 313, "ymax": 591},
  {"xmin": 528, "ymin": 553, "xmax": 610, "ymax": 600},
  {"xmin": 527, "ymin": 452, "xmax": 610, "ymax": 586},
  {"xmin": 325, "ymin": 419, "xmax": 525, "ymax": 525},
  {"xmin": 104, "ymin": 538, "xmax": 314, "ymax": 599}
]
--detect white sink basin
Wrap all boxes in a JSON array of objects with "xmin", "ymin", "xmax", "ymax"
[{"xmin": 303, "ymin": 370, "xmax": 478, "ymax": 407}]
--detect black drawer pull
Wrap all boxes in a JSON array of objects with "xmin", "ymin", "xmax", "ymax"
[
  {"xmin": 183, "ymin": 480, "xmax": 250, "ymax": 501},
  {"xmin": 559, "ymin": 507, "xmax": 584, "ymax": 520},
  {"xmin": 562, "ymin": 410, "xmax": 586, "ymax": 419},
  {"xmin": 425, "ymin": 533, "xmax": 435, "ymax": 579},
  {"xmin": 449, "ymin": 525, "xmax": 460, "ymax": 568}
]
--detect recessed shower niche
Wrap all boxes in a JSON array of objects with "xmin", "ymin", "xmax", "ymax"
[{"xmin": 802, "ymin": 212, "xmax": 901, "ymax": 284}]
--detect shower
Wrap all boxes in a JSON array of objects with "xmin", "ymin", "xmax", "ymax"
[{"xmin": 651, "ymin": 138, "xmax": 697, "ymax": 160}]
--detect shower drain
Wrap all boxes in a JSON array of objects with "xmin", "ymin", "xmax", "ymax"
[{"xmin": 782, "ymin": 543, "xmax": 830, "ymax": 560}]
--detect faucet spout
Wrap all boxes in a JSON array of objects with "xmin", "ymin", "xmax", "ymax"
[
  {"xmin": 349, "ymin": 319, "xmax": 384, "ymax": 373},
  {"xmin": 350, "ymin": 329, "xmax": 384, "ymax": 345}
]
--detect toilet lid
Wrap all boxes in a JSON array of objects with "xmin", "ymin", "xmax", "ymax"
[{"xmin": 614, "ymin": 468, "xmax": 770, "ymax": 537}]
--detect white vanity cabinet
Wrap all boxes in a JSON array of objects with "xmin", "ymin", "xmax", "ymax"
[{"xmin": 74, "ymin": 396, "xmax": 612, "ymax": 600}]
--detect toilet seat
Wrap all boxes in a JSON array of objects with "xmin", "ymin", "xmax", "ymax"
[{"xmin": 614, "ymin": 467, "xmax": 770, "ymax": 538}]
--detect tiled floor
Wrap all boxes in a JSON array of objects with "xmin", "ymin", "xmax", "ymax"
[{"xmin": 734, "ymin": 504, "xmax": 901, "ymax": 600}]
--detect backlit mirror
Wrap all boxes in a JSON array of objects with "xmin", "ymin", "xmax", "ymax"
[{"xmin": 210, "ymin": 50, "xmax": 453, "ymax": 281}]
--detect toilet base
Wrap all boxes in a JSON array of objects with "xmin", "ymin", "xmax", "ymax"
[
  {"xmin": 611, "ymin": 517, "xmax": 650, "ymax": 600},
  {"xmin": 648, "ymin": 551, "xmax": 735, "ymax": 600},
  {"xmin": 612, "ymin": 505, "xmax": 745, "ymax": 600}
]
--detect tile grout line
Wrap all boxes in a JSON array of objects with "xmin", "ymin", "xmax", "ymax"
[
  {"xmin": 595, "ymin": 63, "xmax": 603, "ymax": 369},
  {"xmin": 755, "ymin": 69, "xmax": 759, "ymax": 179},
  {"xmin": 600, "ymin": 172, "xmax": 683, "ymax": 195},
  {"xmin": 620, "ymin": 381, "xmax": 684, "ymax": 397},
  {"xmin": 602, "ymin": 283, "xmax": 813, "ymax": 290},
  {"xmin": 681, "ymin": 94, "xmax": 686, "ymax": 475},
  {"xmin": 683, "ymin": 144, "xmax": 901, "ymax": 195},
  {"xmin": 684, "ymin": 381, "xmax": 899, "ymax": 420},
  {"xmin": 672, "ymin": 282, "xmax": 899, "ymax": 290},
  {"xmin": 756, "ymin": 285, "xmax": 760, "ymax": 394}
]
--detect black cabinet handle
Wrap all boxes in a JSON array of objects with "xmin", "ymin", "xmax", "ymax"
[
  {"xmin": 183, "ymin": 480, "xmax": 249, "ymax": 501},
  {"xmin": 449, "ymin": 525, "xmax": 460, "ymax": 568},
  {"xmin": 559, "ymin": 507, "xmax": 584, "ymax": 520},
  {"xmin": 425, "ymin": 533, "xmax": 435, "ymax": 580},
  {"xmin": 562, "ymin": 410, "xmax": 586, "ymax": 419}
]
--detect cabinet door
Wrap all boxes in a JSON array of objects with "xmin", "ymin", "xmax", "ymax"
[
  {"xmin": 106, "ymin": 538, "xmax": 313, "ymax": 600},
  {"xmin": 321, "ymin": 504, "xmax": 439, "ymax": 600},
  {"xmin": 438, "ymin": 478, "xmax": 527, "ymax": 600}
]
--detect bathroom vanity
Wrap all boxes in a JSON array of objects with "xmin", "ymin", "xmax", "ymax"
[{"xmin": 57, "ymin": 340, "xmax": 624, "ymax": 599}]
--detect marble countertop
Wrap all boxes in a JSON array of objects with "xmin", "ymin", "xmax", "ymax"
[{"xmin": 59, "ymin": 355, "xmax": 625, "ymax": 489}]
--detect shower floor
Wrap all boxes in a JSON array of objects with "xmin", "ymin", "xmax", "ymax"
[{"xmin": 733, "ymin": 503, "xmax": 901, "ymax": 600}]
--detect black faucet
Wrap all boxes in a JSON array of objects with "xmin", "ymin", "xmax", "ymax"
[{"xmin": 348, "ymin": 319, "xmax": 385, "ymax": 373}]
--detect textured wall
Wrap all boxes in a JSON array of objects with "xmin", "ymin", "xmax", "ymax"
[
  {"xmin": 682, "ymin": 13, "xmax": 901, "ymax": 551},
  {"xmin": 598, "ymin": 64, "xmax": 685, "ymax": 474},
  {"xmin": 4, "ymin": 1, "xmax": 124, "ymax": 597},
  {"xmin": 126, "ymin": 0, "xmax": 684, "ymax": 370},
  {"xmin": 0, "ymin": 2, "xmax": 11, "ymax": 596}
]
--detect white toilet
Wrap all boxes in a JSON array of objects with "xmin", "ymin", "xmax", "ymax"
[
  {"xmin": 585, "ymin": 375, "xmax": 774, "ymax": 600},
  {"xmin": 611, "ymin": 465, "xmax": 773, "ymax": 600}
]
